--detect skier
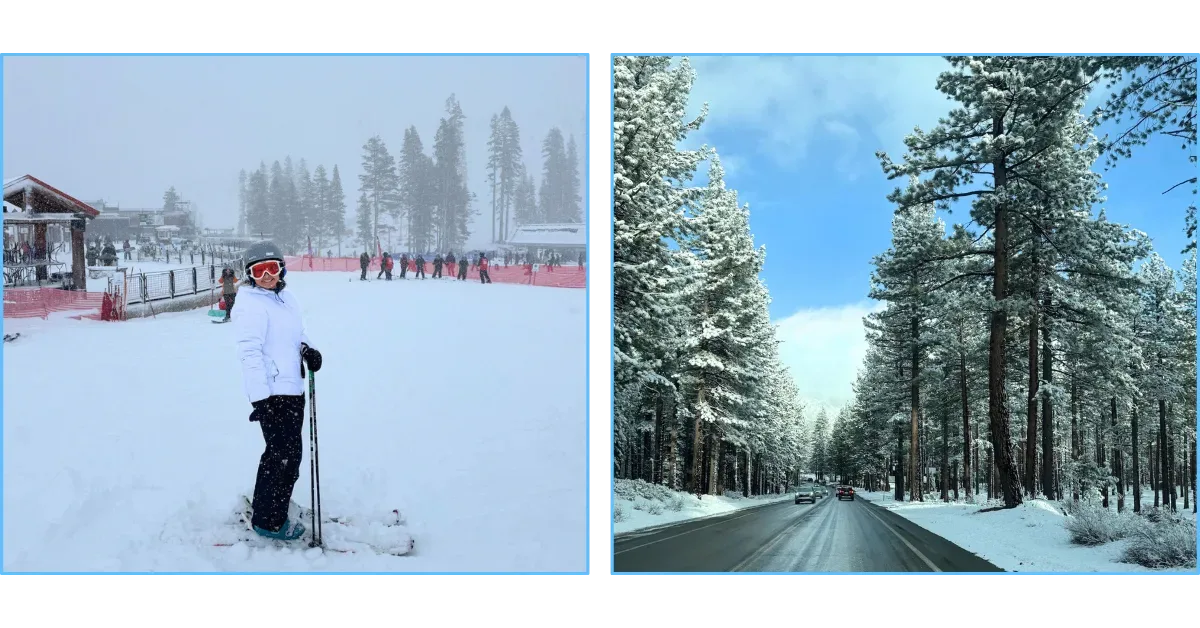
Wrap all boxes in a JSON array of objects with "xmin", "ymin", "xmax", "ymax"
[
  {"xmin": 479, "ymin": 252, "xmax": 492, "ymax": 284},
  {"xmin": 432, "ymin": 253, "xmax": 444, "ymax": 279},
  {"xmin": 234, "ymin": 241, "xmax": 323, "ymax": 541},
  {"xmin": 219, "ymin": 267, "xmax": 239, "ymax": 322},
  {"xmin": 414, "ymin": 254, "xmax": 426, "ymax": 279},
  {"xmin": 399, "ymin": 252, "xmax": 409, "ymax": 279},
  {"xmin": 359, "ymin": 251, "xmax": 370, "ymax": 281},
  {"xmin": 377, "ymin": 252, "xmax": 393, "ymax": 280},
  {"xmin": 457, "ymin": 253, "xmax": 468, "ymax": 280}
]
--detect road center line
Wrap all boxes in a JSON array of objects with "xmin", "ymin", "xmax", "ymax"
[
  {"xmin": 731, "ymin": 499, "xmax": 827, "ymax": 572},
  {"xmin": 858, "ymin": 500, "xmax": 942, "ymax": 572}
]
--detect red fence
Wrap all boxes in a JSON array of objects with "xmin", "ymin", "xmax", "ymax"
[
  {"xmin": 3, "ymin": 287, "xmax": 107, "ymax": 319},
  {"xmin": 283, "ymin": 256, "xmax": 586, "ymax": 289}
]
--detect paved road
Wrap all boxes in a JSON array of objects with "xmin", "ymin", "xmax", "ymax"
[{"xmin": 613, "ymin": 494, "xmax": 1003, "ymax": 573}]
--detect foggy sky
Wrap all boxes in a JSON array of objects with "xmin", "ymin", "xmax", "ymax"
[{"xmin": 3, "ymin": 55, "xmax": 587, "ymax": 249}]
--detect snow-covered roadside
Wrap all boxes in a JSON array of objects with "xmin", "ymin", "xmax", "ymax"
[
  {"xmin": 613, "ymin": 479, "xmax": 793, "ymax": 535},
  {"xmin": 856, "ymin": 490, "xmax": 1196, "ymax": 573}
]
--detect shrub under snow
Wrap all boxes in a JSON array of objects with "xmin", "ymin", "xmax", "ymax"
[
  {"xmin": 1063, "ymin": 502, "xmax": 1143, "ymax": 546},
  {"xmin": 1121, "ymin": 516, "xmax": 1197, "ymax": 569}
]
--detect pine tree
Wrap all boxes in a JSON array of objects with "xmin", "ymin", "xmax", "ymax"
[
  {"xmin": 565, "ymin": 134, "xmax": 583, "ymax": 223},
  {"xmin": 877, "ymin": 56, "xmax": 1100, "ymax": 509},
  {"xmin": 246, "ymin": 163, "xmax": 270, "ymax": 238},
  {"xmin": 356, "ymin": 192, "xmax": 373, "ymax": 252},
  {"xmin": 296, "ymin": 159, "xmax": 314, "ymax": 248},
  {"xmin": 399, "ymin": 127, "xmax": 434, "ymax": 252},
  {"xmin": 162, "ymin": 186, "xmax": 180, "ymax": 212},
  {"xmin": 237, "ymin": 171, "xmax": 247, "ymax": 236},
  {"xmin": 539, "ymin": 128, "xmax": 569, "ymax": 222},
  {"xmin": 513, "ymin": 166, "xmax": 540, "ymax": 226},
  {"xmin": 311, "ymin": 165, "xmax": 330, "ymax": 251},
  {"xmin": 431, "ymin": 95, "xmax": 472, "ymax": 251},
  {"xmin": 329, "ymin": 165, "xmax": 347, "ymax": 256},
  {"xmin": 359, "ymin": 136, "xmax": 401, "ymax": 251}
]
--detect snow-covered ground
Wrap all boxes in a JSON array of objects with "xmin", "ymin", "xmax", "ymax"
[
  {"xmin": 3, "ymin": 271, "xmax": 587, "ymax": 572},
  {"xmin": 856, "ymin": 490, "xmax": 1196, "ymax": 573},
  {"xmin": 613, "ymin": 479, "xmax": 793, "ymax": 534}
]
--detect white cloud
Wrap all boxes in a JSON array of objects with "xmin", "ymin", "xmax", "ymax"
[
  {"xmin": 683, "ymin": 56, "xmax": 957, "ymax": 171},
  {"xmin": 773, "ymin": 300, "xmax": 887, "ymax": 415}
]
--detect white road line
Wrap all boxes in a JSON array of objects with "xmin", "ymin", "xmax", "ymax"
[
  {"xmin": 613, "ymin": 509, "xmax": 764, "ymax": 555},
  {"xmin": 858, "ymin": 500, "xmax": 942, "ymax": 572}
]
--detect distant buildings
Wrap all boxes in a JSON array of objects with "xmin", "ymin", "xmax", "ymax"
[{"xmin": 84, "ymin": 199, "xmax": 198, "ymax": 242}]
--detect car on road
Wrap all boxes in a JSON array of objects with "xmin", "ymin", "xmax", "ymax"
[
  {"xmin": 815, "ymin": 485, "xmax": 828, "ymax": 498},
  {"xmin": 836, "ymin": 485, "xmax": 855, "ymax": 500},
  {"xmin": 794, "ymin": 484, "xmax": 818, "ymax": 504}
]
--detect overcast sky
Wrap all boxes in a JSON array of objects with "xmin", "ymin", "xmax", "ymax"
[{"xmin": 3, "ymin": 55, "xmax": 586, "ymax": 248}]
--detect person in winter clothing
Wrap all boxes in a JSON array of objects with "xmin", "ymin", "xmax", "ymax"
[
  {"xmin": 414, "ymin": 254, "xmax": 426, "ymax": 279},
  {"xmin": 359, "ymin": 251, "xmax": 370, "ymax": 281},
  {"xmin": 234, "ymin": 241, "xmax": 323, "ymax": 541},
  {"xmin": 478, "ymin": 253, "xmax": 492, "ymax": 284},
  {"xmin": 219, "ymin": 267, "xmax": 239, "ymax": 321},
  {"xmin": 399, "ymin": 253, "xmax": 409, "ymax": 279},
  {"xmin": 377, "ymin": 252, "xmax": 393, "ymax": 280},
  {"xmin": 432, "ymin": 254, "xmax": 444, "ymax": 279},
  {"xmin": 457, "ymin": 254, "xmax": 468, "ymax": 280}
]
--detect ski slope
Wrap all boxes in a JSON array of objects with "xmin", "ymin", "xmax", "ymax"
[{"xmin": 2, "ymin": 271, "xmax": 587, "ymax": 572}]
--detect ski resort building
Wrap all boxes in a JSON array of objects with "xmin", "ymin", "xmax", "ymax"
[{"xmin": 3, "ymin": 174, "xmax": 99, "ymax": 290}]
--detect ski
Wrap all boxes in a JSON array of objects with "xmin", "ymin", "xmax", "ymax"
[
  {"xmin": 4, "ymin": 333, "xmax": 21, "ymax": 342},
  {"xmin": 213, "ymin": 496, "xmax": 414, "ymax": 556}
]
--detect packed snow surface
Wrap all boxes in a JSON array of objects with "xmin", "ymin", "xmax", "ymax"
[
  {"xmin": 3, "ymin": 271, "xmax": 586, "ymax": 572},
  {"xmin": 856, "ymin": 490, "xmax": 1195, "ymax": 573},
  {"xmin": 614, "ymin": 479, "xmax": 793, "ymax": 534}
]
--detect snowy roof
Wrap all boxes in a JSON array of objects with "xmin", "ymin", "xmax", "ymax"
[
  {"xmin": 3, "ymin": 175, "xmax": 100, "ymax": 218},
  {"xmin": 506, "ymin": 223, "xmax": 586, "ymax": 248}
]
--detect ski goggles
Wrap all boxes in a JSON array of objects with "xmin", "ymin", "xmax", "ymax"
[{"xmin": 248, "ymin": 259, "xmax": 283, "ymax": 280}]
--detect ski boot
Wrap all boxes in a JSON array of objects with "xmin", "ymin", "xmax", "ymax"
[{"xmin": 253, "ymin": 518, "xmax": 307, "ymax": 541}]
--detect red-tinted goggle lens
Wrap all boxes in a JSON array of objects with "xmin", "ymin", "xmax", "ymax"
[{"xmin": 249, "ymin": 260, "xmax": 282, "ymax": 279}]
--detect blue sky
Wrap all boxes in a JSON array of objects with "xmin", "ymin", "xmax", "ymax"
[{"xmin": 671, "ymin": 55, "xmax": 1197, "ymax": 414}]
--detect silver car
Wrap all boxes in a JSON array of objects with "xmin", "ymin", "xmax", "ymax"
[{"xmin": 794, "ymin": 484, "xmax": 818, "ymax": 504}]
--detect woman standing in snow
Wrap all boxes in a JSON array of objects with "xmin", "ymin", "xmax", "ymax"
[{"xmin": 235, "ymin": 241, "xmax": 323, "ymax": 541}]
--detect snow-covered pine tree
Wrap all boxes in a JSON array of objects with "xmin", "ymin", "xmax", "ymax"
[
  {"xmin": 877, "ymin": 56, "xmax": 1102, "ymax": 508},
  {"xmin": 612, "ymin": 55, "xmax": 708, "ymax": 474}
]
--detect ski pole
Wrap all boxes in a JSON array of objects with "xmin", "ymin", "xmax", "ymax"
[{"xmin": 308, "ymin": 369, "xmax": 323, "ymax": 546}]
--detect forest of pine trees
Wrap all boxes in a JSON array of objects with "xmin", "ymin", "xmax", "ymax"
[
  {"xmin": 826, "ymin": 56, "xmax": 1197, "ymax": 517},
  {"xmin": 238, "ymin": 95, "xmax": 581, "ymax": 255},
  {"xmin": 613, "ymin": 55, "xmax": 1196, "ymax": 521},
  {"xmin": 612, "ymin": 56, "xmax": 810, "ymax": 497},
  {"xmin": 238, "ymin": 158, "xmax": 347, "ymax": 256}
]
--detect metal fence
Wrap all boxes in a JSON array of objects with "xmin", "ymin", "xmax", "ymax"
[{"xmin": 126, "ymin": 262, "xmax": 242, "ymax": 304}]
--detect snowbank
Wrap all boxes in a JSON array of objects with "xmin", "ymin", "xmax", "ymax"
[
  {"xmin": 855, "ymin": 490, "xmax": 1195, "ymax": 573},
  {"xmin": 613, "ymin": 479, "xmax": 793, "ymax": 534}
]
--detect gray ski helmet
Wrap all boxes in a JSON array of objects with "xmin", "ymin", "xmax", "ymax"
[{"xmin": 243, "ymin": 241, "xmax": 286, "ymax": 275}]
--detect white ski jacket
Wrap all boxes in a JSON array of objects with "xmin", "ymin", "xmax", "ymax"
[{"xmin": 234, "ymin": 284, "xmax": 313, "ymax": 403}]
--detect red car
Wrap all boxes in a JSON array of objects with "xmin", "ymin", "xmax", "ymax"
[{"xmin": 836, "ymin": 485, "xmax": 855, "ymax": 500}]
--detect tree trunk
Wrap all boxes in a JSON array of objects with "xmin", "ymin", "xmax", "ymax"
[
  {"xmin": 1026, "ymin": 282, "xmax": 1039, "ymax": 497},
  {"xmin": 910, "ymin": 313, "xmax": 921, "ymax": 503},
  {"xmin": 1111, "ymin": 397, "xmax": 1124, "ymax": 512},
  {"xmin": 653, "ymin": 392, "xmax": 665, "ymax": 485},
  {"xmin": 1040, "ymin": 304, "xmax": 1055, "ymax": 498},
  {"xmin": 1071, "ymin": 376, "xmax": 1080, "ymax": 502},
  {"xmin": 959, "ymin": 343, "xmax": 972, "ymax": 502},
  {"xmin": 895, "ymin": 421, "xmax": 906, "ymax": 501},
  {"xmin": 1152, "ymin": 439, "xmax": 1159, "ymax": 508},
  {"xmin": 987, "ymin": 121, "xmax": 1022, "ymax": 508},
  {"xmin": 941, "ymin": 399, "xmax": 950, "ymax": 502},
  {"xmin": 1159, "ymin": 399, "xmax": 1168, "ymax": 510},
  {"xmin": 1132, "ymin": 404, "xmax": 1141, "ymax": 513},
  {"xmin": 690, "ymin": 388, "xmax": 705, "ymax": 497},
  {"xmin": 1099, "ymin": 409, "xmax": 1108, "ymax": 509}
]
